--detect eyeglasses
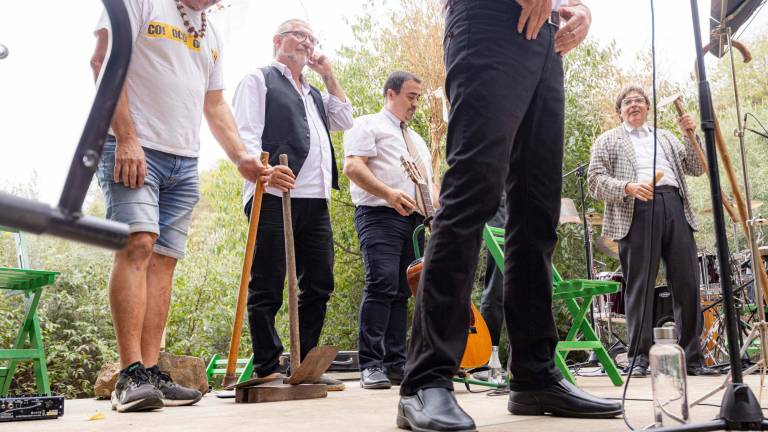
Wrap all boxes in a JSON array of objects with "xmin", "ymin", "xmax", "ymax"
[
  {"xmin": 621, "ymin": 96, "xmax": 647, "ymax": 107},
  {"xmin": 280, "ymin": 30, "xmax": 319, "ymax": 46}
]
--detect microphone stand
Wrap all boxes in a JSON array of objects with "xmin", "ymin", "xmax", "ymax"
[
  {"xmin": 654, "ymin": 1, "xmax": 767, "ymax": 429},
  {"xmin": 564, "ymin": 162, "xmax": 602, "ymax": 365}
]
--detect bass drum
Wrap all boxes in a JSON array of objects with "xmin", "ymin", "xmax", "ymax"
[{"xmin": 597, "ymin": 272, "xmax": 626, "ymax": 315}]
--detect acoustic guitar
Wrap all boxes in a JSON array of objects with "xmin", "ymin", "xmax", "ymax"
[{"xmin": 400, "ymin": 156, "xmax": 492, "ymax": 370}]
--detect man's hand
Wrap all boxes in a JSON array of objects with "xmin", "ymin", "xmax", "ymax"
[
  {"xmin": 266, "ymin": 165, "xmax": 296, "ymax": 192},
  {"xmin": 114, "ymin": 136, "xmax": 147, "ymax": 188},
  {"xmin": 677, "ymin": 113, "xmax": 697, "ymax": 134},
  {"xmin": 235, "ymin": 155, "xmax": 296, "ymax": 192},
  {"xmin": 516, "ymin": 0, "xmax": 552, "ymax": 40},
  {"xmin": 308, "ymin": 53, "xmax": 333, "ymax": 77},
  {"xmin": 625, "ymin": 182, "xmax": 654, "ymax": 202},
  {"xmin": 555, "ymin": 2, "xmax": 591, "ymax": 55},
  {"xmin": 386, "ymin": 189, "xmax": 417, "ymax": 217}
]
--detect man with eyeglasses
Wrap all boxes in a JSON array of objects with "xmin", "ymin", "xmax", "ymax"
[
  {"xmin": 396, "ymin": 1, "xmax": 623, "ymax": 431},
  {"xmin": 232, "ymin": 18, "xmax": 353, "ymax": 390},
  {"xmin": 588, "ymin": 85, "xmax": 718, "ymax": 378}
]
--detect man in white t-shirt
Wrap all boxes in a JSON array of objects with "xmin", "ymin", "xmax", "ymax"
[
  {"xmin": 90, "ymin": 0, "xmax": 288, "ymax": 413},
  {"xmin": 343, "ymin": 71, "xmax": 438, "ymax": 390}
]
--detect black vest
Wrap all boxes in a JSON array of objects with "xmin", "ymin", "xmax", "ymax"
[{"xmin": 260, "ymin": 66, "xmax": 339, "ymax": 190}]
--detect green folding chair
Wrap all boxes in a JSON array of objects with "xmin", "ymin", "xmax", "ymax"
[
  {"xmin": 483, "ymin": 224, "xmax": 623, "ymax": 386},
  {"xmin": 205, "ymin": 353, "xmax": 254, "ymax": 386},
  {"xmin": 0, "ymin": 227, "xmax": 59, "ymax": 396}
]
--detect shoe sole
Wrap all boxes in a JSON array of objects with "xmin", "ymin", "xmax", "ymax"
[
  {"xmin": 508, "ymin": 400, "xmax": 622, "ymax": 419},
  {"xmin": 361, "ymin": 381, "xmax": 392, "ymax": 390},
  {"xmin": 111, "ymin": 394, "xmax": 164, "ymax": 413},
  {"xmin": 162, "ymin": 393, "xmax": 204, "ymax": 407},
  {"xmin": 396, "ymin": 415, "xmax": 477, "ymax": 432}
]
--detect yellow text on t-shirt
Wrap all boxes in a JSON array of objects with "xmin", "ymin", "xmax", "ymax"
[{"xmin": 145, "ymin": 21, "xmax": 201, "ymax": 52}]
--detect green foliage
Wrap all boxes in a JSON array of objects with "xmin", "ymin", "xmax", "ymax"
[{"xmin": 3, "ymin": 5, "xmax": 768, "ymax": 399}]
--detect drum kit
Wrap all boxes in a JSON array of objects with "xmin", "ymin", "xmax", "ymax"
[{"xmin": 557, "ymin": 196, "xmax": 768, "ymax": 368}]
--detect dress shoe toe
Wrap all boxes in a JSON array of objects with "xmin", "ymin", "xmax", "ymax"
[
  {"xmin": 361, "ymin": 367, "xmax": 391, "ymax": 389},
  {"xmin": 397, "ymin": 387, "xmax": 476, "ymax": 431},
  {"xmin": 508, "ymin": 379, "xmax": 622, "ymax": 419}
]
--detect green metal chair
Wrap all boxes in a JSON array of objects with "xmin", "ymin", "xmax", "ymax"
[
  {"xmin": 205, "ymin": 353, "xmax": 254, "ymax": 386},
  {"xmin": 0, "ymin": 227, "xmax": 58, "ymax": 396},
  {"xmin": 482, "ymin": 224, "xmax": 623, "ymax": 386}
]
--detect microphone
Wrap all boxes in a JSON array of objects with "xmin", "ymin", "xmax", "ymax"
[{"xmin": 0, "ymin": 44, "xmax": 8, "ymax": 60}]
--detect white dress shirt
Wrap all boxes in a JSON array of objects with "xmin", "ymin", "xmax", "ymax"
[
  {"xmin": 232, "ymin": 62, "xmax": 353, "ymax": 207},
  {"xmin": 623, "ymin": 122, "xmax": 679, "ymax": 188},
  {"xmin": 343, "ymin": 109, "xmax": 434, "ymax": 209}
]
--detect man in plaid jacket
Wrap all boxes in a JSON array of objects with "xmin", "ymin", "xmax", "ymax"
[{"xmin": 588, "ymin": 85, "xmax": 718, "ymax": 377}]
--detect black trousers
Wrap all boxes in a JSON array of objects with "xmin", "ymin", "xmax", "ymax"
[
  {"xmin": 400, "ymin": 0, "xmax": 564, "ymax": 395},
  {"xmin": 480, "ymin": 194, "xmax": 507, "ymax": 346},
  {"xmin": 618, "ymin": 186, "xmax": 704, "ymax": 368},
  {"xmin": 245, "ymin": 194, "xmax": 334, "ymax": 377},
  {"xmin": 354, "ymin": 206, "xmax": 421, "ymax": 372}
]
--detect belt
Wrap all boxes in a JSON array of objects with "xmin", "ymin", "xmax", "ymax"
[
  {"xmin": 444, "ymin": 0, "xmax": 562, "ymax": 27},
  {"xmin": 548, "ymin": 11, "xmax": 561, "ymax": 27},
  {"xmin": 654, "ymin": 185, "xmax": 679, "ymax": 194}
]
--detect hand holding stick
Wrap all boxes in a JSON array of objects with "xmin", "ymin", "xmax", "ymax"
[{"xmin": 223, "ymin": 152, "xmax": 269, "ymax": 387}]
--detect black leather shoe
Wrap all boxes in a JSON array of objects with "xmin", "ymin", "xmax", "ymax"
[
  {"xmin": 622, "ymin": 365, "xmax": 648, "ymax": 377},
  {"xmin": 508, "ymin": 378, "xmax": 622, "ymax": 418},
  {"xmin": 397, "ymin": 388, "xmax": 476, "ymax": 432},
  {"xmin": 361, "ymin": 367, "xmax": 391, "ymax": 389},
  {"xmin": 687, "ymin": 365, "xmax": 721, "ymax": 376}
]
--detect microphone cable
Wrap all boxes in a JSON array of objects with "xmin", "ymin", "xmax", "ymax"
[{"xmin": 621, "ymin": 0, "xmax": 660, "ymax": 429}]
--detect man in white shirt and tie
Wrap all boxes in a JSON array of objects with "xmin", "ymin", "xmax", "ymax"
[
  {"xmin": 231, "ymin": 18, "xmax": 353, "ymax": 390},
  {"xmin": 343, "ymin": 71, "xmax": 438, "ymax": 390}
]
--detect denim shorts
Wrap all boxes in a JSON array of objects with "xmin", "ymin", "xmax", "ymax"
[{"xmin": 96, "ymin": 137, "xmax": 200, "ymax": 259}]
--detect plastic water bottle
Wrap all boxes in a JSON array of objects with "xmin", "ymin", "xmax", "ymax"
[
  {"xmin": 650, "ymin": 326, "xmax": 689, "ymax": 427},
  {"xmin": 488, "ymin": 346, "xmax": 503, "ymax": 385}
]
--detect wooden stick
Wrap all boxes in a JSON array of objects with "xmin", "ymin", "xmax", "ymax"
[
  {"xmin": 713, "ymin": 116, "xmax": 768, "ymax": 301},
  {"xmin": 672, "ymin": 99, "xmax": 740, "ymax": 222},
  {"xmin": 648, "ymin": 171, "xmax": 664, "ymax": 186},
  {"xmin": 223, "ymin": 152, "xmax": 269, "ymax": 387},
  {"xmin": 280, "ymin": 154, "xmax": 301, "ymax": 374},
  {"xmin": 690, "ymin": 43, "xmax": 768, "ymax": 301}
]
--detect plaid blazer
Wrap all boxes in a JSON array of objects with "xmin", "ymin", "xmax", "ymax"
[{"xmin": 587, "ymin": 125, "xmax": 705, "ymax": 240}]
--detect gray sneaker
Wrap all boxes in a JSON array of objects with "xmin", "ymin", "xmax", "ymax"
[
  {"xmin": 147, "ymin": 366, "xmax": 203, "ymax": 407},
  {"xmin": 111, "ymin": 363, "xmax": 164, "ymax": 412}
]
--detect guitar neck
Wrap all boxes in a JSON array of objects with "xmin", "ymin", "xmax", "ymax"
[{"xmin": 416, "ymin": 183, "xmax": 434, "ymax": 218}]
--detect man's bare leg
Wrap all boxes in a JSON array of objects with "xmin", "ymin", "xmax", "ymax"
[
  {"xmin": 141, "ymin": 252, "xmax": 202, "ymax": 406},
  {"xmin": 109, "ymin": 232, "xmax": 157, "ymax": 368},
  {"xmin": 141, "ymin": 253, "xmax": 177, "ymax": 367}
]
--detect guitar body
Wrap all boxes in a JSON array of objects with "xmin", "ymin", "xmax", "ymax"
[{"xmin": 406, "ymin": 258, "xmax": 493, "ymax": 369}]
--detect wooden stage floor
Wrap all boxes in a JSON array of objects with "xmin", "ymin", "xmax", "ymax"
[{"xmin": 5, "ymin": 373, "xmax": 768, "ymax": 431}]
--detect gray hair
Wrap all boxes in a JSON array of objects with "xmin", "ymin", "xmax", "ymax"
[{"xmin": 273, "ymin": 19, "xmax": 311, "ymax": 57}]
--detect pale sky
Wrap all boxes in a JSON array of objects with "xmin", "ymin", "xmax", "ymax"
[{"xmin": 1, "ymin": 1, "xmax": 766, "ymax": 204}]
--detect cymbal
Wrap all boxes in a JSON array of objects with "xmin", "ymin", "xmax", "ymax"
[
  {"xmin": 559, "ymin": 198, "xmax": 581, "ymax": 225},
  {"xmin": 700, "ymin": 200, "xmax": 763, "ymax": 214},
  {"xmin": 585, "ymin": 212, "xmax": 604, "ymax": 226},
  {"xmin": 595, "ymin": 235, "xmax": 619, "ymax": 260}
]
